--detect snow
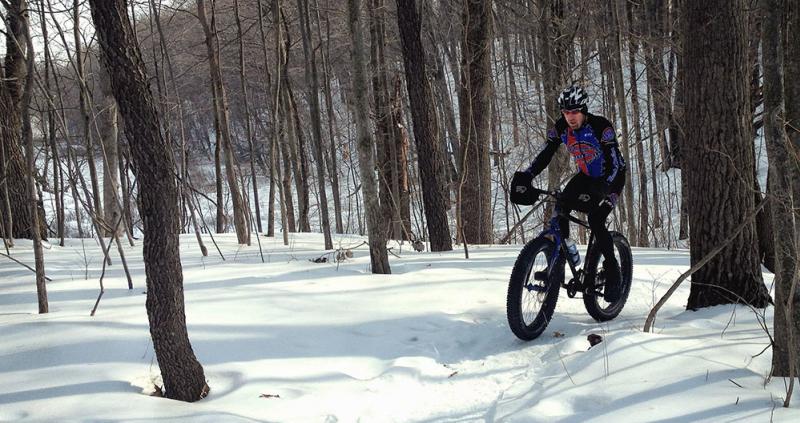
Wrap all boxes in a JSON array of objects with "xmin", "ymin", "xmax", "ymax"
[{"xmin": 1, "ymin": 233, "xmax": 799, "ymax": 422}]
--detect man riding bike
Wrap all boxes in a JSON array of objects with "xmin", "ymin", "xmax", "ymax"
[{"xmin": 511, "ymin": 85, "xmax": 627, "ymax": 302}]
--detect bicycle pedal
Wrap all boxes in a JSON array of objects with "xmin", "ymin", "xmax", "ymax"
[{"xmin": 533, "ymin": 271, "xmax": 548, "ymax": 281}]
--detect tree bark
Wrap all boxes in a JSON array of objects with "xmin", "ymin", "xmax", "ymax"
[
  {"xmin": 458, "ymin": 0, "xmax": 494, "ymax": 244},
  {"xmin": 0, "ymin": 0, "xmax": 34, "ymax": 241},
  {"xmin": 610, "ymin": 0, "xmax": 637, "ymax": 242},
  {"xmin": 73, "ymin": 0, "xmax": 104, "ymax": 228},
  {"xmin": 20, "ymin": 0, "xmax": 47, "ymax": 313},
  {"xmin": 683, "ymin": 0, "xmax": 771, "ymax": 309},
  {"xmin": 89, "ymin": 0, "xmax": 208, "ymax": 401},
  {"xmin": 234, "ymin": 0, "xmax": 263, "ymax": 233},
  {"xmin": 297, "ymin": 0, "xmax": 333, "ymax": 249},
  {"xmin": 764, "ymin": 0, "xmax": 800, "ymax": 378},
  {"xmin": 396, "ymin": 0, "xmax": 453, "ymax": 252},
  {"xmin": 197, "ymin": 0, "xmax": 250, "ymax": 245},
  {"xmin": 348, "ymin": 0, "xmax": 391, "ymax": 273},
  {"xmin": 626, "ymin": 3, "xmax": 650, "ymax": 247}
]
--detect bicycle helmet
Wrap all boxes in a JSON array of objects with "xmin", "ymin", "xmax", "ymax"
[{"xmin": 557, "ymin": 85, "xmax": 588, "ymax": 113}]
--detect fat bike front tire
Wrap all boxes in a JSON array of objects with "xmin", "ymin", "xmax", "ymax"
[{"xmin": 506, "ymin": 238, "xmax": 562, "ymax": 341}]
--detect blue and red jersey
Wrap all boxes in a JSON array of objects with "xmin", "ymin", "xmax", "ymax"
[{"xmin": 525, "ymin": 113, "xmax": 626, "ymax": 192}]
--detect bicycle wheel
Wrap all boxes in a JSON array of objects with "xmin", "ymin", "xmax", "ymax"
[
  {"xmin": 506, "ymin": 237, "xmax": 562, "ymax": 341},
  {"xmin": 583, "ymin": 232, "xmax": 633, "ymax": 322}
]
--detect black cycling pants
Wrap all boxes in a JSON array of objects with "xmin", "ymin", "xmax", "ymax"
[{"xmin": 558, "ymin": 172, "xmax": 617, "ymax": 265}]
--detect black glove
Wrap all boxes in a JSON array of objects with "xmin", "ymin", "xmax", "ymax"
[{"xmin": 509, "ymin": 171, "xmax": 538, "ymax": 205}]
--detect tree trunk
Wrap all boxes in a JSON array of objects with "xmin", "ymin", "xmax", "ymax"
[
  {"xmin": 19, "ymin": 0, "xmax": 47, "ymax": 313},
  {"xmin": 626, "ymin": 3, "xmax": 650, "ymax": 247},
  {"xmin": 683, "ymin": 0, "xmax": 771, "ymax": 309},
  {"xmin": 367, "ymin": 0, "xmax": 400, "ymax": 239},
  {"xmin": 610, "ymin": 0, "xmax": 637, "ymax": 242},
  {"xmin": 458, "ymin": 0, "xmax": 493, "ymax": 245},
  {"xmin": 74, "ymin": 0, "xmax": 104, "ymax": 228},
  {"xmin": 315, "ymin": 2, "xmax": 345, "ymax": 234},
  {"xmin": 643, "ymin": 0, "xmax": 672, "ymax": 170},
  {"xmin": 348, "ymin": 0, "xmax": 391, "ymax": 273},
  {"xmin": 88, "ymin": 0, "xmax": 208, "ymax": 401},
  {"xmin": 39, "ymin": 0, "xmax": 64, "ymax": 245},
  {"xmin": 765, "ymin": 0, "xmax": 800, "ymax": 378},
  {"xmin": 297, "ymin": 0, "xmax": 333, "ymax": 250},
  {"xmin": 396, "ymin": 0, "xmax": 453, "ymax": 252},
  {"xmin": 0, "ymin": 0, "xmax": 34, "ymax": 241},
  {"xmin": 197, "ymin": 0, "xmax": 250, "ymax": 245},
  {"xmin": 538, "ymin": 0, "xmax": 570, "ymax": 225},
  {"xmin": 390, "ymin": 77, "xmax": 413, "ymax": 240},
  {"xmin": 98, "ymin": 71, "xmax": 121, "ymax": 238},
  {"xmin": 234, "ymin": 0, "xmax": 262, "ymax": 233}
]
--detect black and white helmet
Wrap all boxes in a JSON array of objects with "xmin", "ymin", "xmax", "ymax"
[{"xmin": 557, "ymin": 85, "xmax": 588, "ymax": 112}]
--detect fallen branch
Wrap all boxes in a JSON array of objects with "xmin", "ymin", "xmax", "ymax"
[{"xmin": 0, "ymin": 252, "xmax": 52, "ymax": 282}]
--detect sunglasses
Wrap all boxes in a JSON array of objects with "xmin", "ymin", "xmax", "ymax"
[{"xmin": 561, "ymin": 109, "xmax": 582, "ymax": 116}]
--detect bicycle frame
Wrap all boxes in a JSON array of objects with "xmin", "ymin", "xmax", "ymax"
[{"xmin": 531, "ymin": 189, "xmax": 600, "ymax": 296}]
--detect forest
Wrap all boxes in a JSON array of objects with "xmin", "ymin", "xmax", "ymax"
[{"xmin": 1, "ymin": 0, "xmax": 800, "ymax": 419}]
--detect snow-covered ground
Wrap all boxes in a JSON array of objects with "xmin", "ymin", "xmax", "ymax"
[{"xmin": 1, "ymin": 233, "xmax": 798, "ymax": 422}]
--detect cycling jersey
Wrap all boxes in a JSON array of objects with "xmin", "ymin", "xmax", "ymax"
[{"xmin": 525, "ymin": 113, "xmax": 626, "ymax": 192}]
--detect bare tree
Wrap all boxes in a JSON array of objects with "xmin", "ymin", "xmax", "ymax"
[
  {"xmin": 88, "ymin": 0, "xmax": 209, "ymax": 401},
  {"xmin": 348, "ymin": 0, "xmax": 391, "ymax": 273},
  {"xmin": 396, "ymin": 0, "xmax": 453, "ymax": 252},
  {"xmin": 458, "ymin": 0, "xmax": 493, "ymax": 244},
  {"xmin": 762, "ymin": 0, "xmax": 800, "ymax": 381},
  {"xmin": 297, "ymin": 0, "xmax": 333, "ymax": 249},
  {"xmin": 197, "ymin": 0, "xmax": 251, "ymax": 245}
]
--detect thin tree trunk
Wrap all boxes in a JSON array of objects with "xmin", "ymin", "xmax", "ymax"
[
  {"xmin": 39, "ymin": 0, "xmax": 64, "ymax": 245},
  {"xmin": 20, "ymin": 1, "xmax": 47, "ymax": 312},
  {"xmin": 257, "ymin": 0, "xmax": 277, "ymax": 238},
  {"xmin": 234, "ymin": 0, "xmax": 263, "ymax": 233},
  {"xmin": 197, "ymin": 0, "xmax": 250, "ymax": 244},
  {"xmin": 611, "ymin": 0, "xmax": 637, "ymax": 242},
  {"xmin": 763, "ymin": 0, "xmax": 800, "ymax": 379},
  {"xmin": 297, "ymin": 0, "xmax": 333, "ymax": 250},
  {"xmin": 348, "ymin": 0, "xmax": 391, "ymax": 273},
  {"xmin": 89, "ymin": 0, "xmax": 208, "ymax": 401},
  {"xmin": 74, "ymin": 0, "xmax": 104, "ymax": 227},
  {"xmin": 626, "ymin": 3, "xmax": 650, "ymax": 247},
  {"xmin": 315, "ymin": 0, "xmax": 345, "ymax": 234}
]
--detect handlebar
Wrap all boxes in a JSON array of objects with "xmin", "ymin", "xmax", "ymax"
[{"xmin": 530, "ymin": 187, "xmax": 559, "ymax": 200}]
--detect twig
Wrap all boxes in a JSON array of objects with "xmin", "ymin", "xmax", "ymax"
[
  {"xmin": 91, "ymin": 226, "xmax": 118, "ymax": 317},
  {"xmin": 643, "ymin": 198, "xmax": 767, "ymax": 332},
  {"xmin": 0, "ymin": 252, "xmax": 52, "ymax": 282}
]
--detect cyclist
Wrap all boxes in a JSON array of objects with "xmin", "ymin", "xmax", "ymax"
[{"xmin": 511, "ymin": 85, "xmax": 627, "ymax": 302}]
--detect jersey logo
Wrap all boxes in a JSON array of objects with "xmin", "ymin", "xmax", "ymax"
[{"xmin": 602, "ymin": 127, "xmax": 616, "ymax": 142}]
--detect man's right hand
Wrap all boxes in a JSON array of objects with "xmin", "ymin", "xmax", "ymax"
[{"xmin": 510, "ymin": 171, "xmax": 538, "ymax": 205}]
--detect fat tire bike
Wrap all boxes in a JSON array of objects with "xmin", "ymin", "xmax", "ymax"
[{"xmin": 506, "ymin": 188, "xmax": 633, "ymax": 341}]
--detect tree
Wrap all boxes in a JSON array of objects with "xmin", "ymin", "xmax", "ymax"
[
  {"xmin": 348, "ymin": 0, "xmax": 391, "ymax": 273},
  {"xmin": 458, "ymin": 0, "xmax": 493, "ymax": 244},
  {"xmin": 765, "ymin": 0, "xmax": 800, "ymax": 379},
  {"xmin": 682, "ymin": 0, "xmax": 771, "ymax": 309},
  {"xmin": 297, "ymin": 0, "xmax": 334, "ymax": 250},
  {"xmin": 395, "ymin": 0, "xmax": 453, "ymax": 252},
  {"xmin": 18, "ymin": 0, "xmax": 47, "ymax": 313},
  {"xmin": 0, "ymin": 0, "xmax": 36, "ymax": 241},
  {"xmin": 197, "ymin": 0, "xmax": 251, "ymax": 245},
  {"xmin": 88, "ymin": 0, "xmax": 209, "ymax": 401}
]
